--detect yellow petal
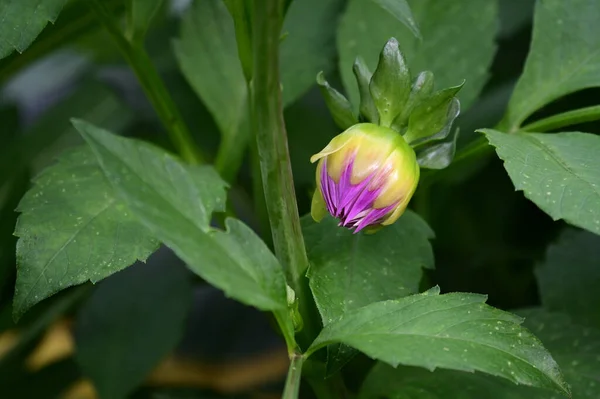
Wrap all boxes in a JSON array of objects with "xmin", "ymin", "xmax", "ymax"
[
  {"xmin": 310, "ymin": 131, "xmax": 356, "ymax": 163},
  {"xmin": 380, "ymin": 200, "xmax": 409, "ymax": 226}
]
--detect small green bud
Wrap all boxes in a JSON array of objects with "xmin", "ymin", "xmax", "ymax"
[{"xmin": 310, "ymin": 123, "xmax": 419, "ymax": 233}]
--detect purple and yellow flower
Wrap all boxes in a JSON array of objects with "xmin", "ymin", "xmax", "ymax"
[{"xmin": 310, "ymin": 123, "xmax": 420, "ymax": 233}]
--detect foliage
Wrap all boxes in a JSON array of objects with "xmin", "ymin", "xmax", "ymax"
[{"xmin": 1, "ymin": 0, "xmax": 600, "ymax": 398}]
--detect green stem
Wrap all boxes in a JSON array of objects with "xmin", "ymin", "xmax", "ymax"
[
  {"xmin": 451, "ymin": 136, "xmax": 490, "ymax": 164},
  {"xmin": 87, "ymin": 0, "xmax": 204, "ymax": 165},
  {"xmin": 251, "ymin": 133, "xmax": 273, "ymax": 243},
  {"xmin": 521, "ymin": 105, "xmax": 600, "ymax": 132},
  {"xmin": 282, "ymin": 353, "xmax": 305, "ymax": 399},
  {"xmin": 251, "ymin": 0, "xmax": 319, "ymax": 349}
]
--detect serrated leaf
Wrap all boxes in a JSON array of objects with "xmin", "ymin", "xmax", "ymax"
[
  {"xmin": 0, "ymin": 0, "xmax": 68, "ymax": 60},
  {"xmin": 74, "ymin": 120, "xmax": 289, "ymax": 312},
  {"xmin": 304, "ymin": 211, "xmax": 435, "ymax": 375},
  {"xmin": 481, "ymin": 129, "xmax": 600, "ymax": 235},
  {"xmin": 360, "ymin": 309, "xmax": 597, "ymax": 399},
  {"xmin": 369, "ymin": 38, "xmax": 411, "ymax": 128},
  {"xmin": 75, "ymin": 262, "xmax": 191, "ymax": 399},
  {"xmin": 500, "ymin": 0, "xmax": 600, "ymax": 131},
  {"xmin": 280, "ymin": 0, "xmax": 344, "ymax": 106},
  {"xmin": 13, "ymin": 147, "xmax": 158, "ymax": 320},
  {"xmin": 316, "ymin": 72, "xmax": 357, "ymax": 130},
  {"xmin": 173, "ymin": 0, "xmax": 249, "ymax": 181},
  {"xmin": 371, "ymin": 0, "xmax": 421, "ymax": 39},
  {"xmin": 303, "ymin": 211, "xmax": 434, "ymax": 324},
  {"xmin": 308, "ymin": 289, "xmax": 569, "ymax": 395},
  {"xmin": 536, "ymin": 229, "xmax": 600, "ymax": 329},
  {"xmin": 338, "ymin": 0, "xmax": 497, "ymax": 112}
]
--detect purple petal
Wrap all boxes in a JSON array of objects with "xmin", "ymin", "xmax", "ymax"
[
  {"xmin": 353, "ymin": 203, "xmax": 398, "ymax": 233},
  {"xmin": 318, "ymin": 154, "xmax": 397, "ymax": 233}
]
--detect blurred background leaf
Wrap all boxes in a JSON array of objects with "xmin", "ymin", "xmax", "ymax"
[
  {"xmin": 280, "ymin": 0, "xmax": 344, "ymax": 107},
  {"xmin": 338, "ymin": 0, "xmax": 497, "ymax": 112},
  {"xmin": 499, "ymin": 0, "xmax": 600, "ymax": 131},
  {"xmin": 75, "ymin": 260, "xmax": 192, "ymax": 399},
  {"xmin": 173, "ymin": 0, "xmax": 248, "ymax": 181},
  {"xmin": 0, "ymin": 0, "xmax": 68, "ymax": 60},
  {"xmin": 536, "ymin": 229, "xmax": 600, "ymax": 329}
]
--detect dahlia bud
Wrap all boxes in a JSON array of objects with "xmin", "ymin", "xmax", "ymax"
[{"xmin": 310, "ymin": 123, "xmax": 419, "ymax": 233}]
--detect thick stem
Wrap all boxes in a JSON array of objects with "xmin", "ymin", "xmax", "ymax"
[
  {"xmin": 88, "ymin": 0, "xmax": 204, "ymax": 165},
  {"xmin": 282, "ymin": 353, "xmax": 305, "ymax": 399},
  {"xmin": 521, "ymin": 105, "xmax": 600, "ymax": 133},
  {"xmin": 251, "ymin": 0, "xmax": 319, "ymax": 349}
]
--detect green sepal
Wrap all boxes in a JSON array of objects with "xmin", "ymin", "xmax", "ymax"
[
  {"xmin": 416, "ymin": 128, "xmax": 459, "ymax": 169},
  {"xmin": 392, "ymin": 70, "xmax": 435, "ymax": 132},
  {"xmin": 369, "ymin": 38, "xmax": 411, "ymax": 128},
  {"xmin": 353, "ymin": 56, "xmax": 379, "ymax": 124},
  {"xmin": 316, "ymin": 71, "xmax": 358, "ymax": 130},
  {"xmin": 404, "ymin": 81, "xmax": 464, "ymax": 145}
]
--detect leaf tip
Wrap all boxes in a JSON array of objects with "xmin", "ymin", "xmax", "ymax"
[{"xmin": 316, "ymin": 71, "xmax": 326, "ymax": 85}]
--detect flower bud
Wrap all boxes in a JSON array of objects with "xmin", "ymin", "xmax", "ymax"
[{"xmin": 310, "ymin": 123, "xmax": 419, "ymax": 233}]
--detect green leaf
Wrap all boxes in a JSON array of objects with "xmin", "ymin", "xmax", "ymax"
[
  {"xmin": 338, "ymin": 0, "xmax": 497, "ymax": 112},
  {"xmin": 280, "ymin": 0, "xmax": 344, "ymax": 106},
  {"xmin": 416, "ymin": 128, "xmax": 459, "ymax": 170},
  {"xmin": 518, "ymin": 308, "xmax": 600, "ymax": 399},
  {"xmin": 359, "ymin": 363, "xmax": 538, "ymax": 399},
  {"xmin": 13, "ymin": 147, "xmax": 158, "ymax": 320},
  {"xmin": 369, "ymin": 38, "xmax": 412, "ymax": 128},
  {"xmin": 0, "ymin": 0, "xmax": 68, "ymax": 60},
  {"xmin": 316, "ymin": 72, "xmax": 357, "ymax": 130},
  {"xmin": 0, "ymin": 0, "xmax": 124, "ymax": 83},
  {"xmin": 405, "ymin": 83, "xmax": 463, "ymax": 145},
  {"xmin": 173, "ymin": 0, "xmax": 249, "ymax": 181},
  {"xmin": 0, "ymin": 168, "xmax": 29, "ymax": 298},
  {"xmin": 125, "ymin": 0, "xmax": 164, "ymax": 43},
  {"xmin": 481, "ymin": 129, "xmax": 600, "ymax": 236},
  {"xmin": 499, "ymin": 0, "xmax": 600, "ymax": 131},
  {"xmin": 371, "ymin": 0, "xmax": 421, "ymax": 39},
  {"xmin": 536, "ymin": 229, "xmax": 600, "ymax": 329},
  {"xmin": 359, "ymin": 309, "xmax": 598, "ymax": 399},
  {"xmin": 223, "ymin": 0, "xmax": 253, "ymax": 81},
  {"xmin": 353, "ymin": 57, "xmax": 379, "ymax": 123},
  {"xmin": 75, "ymin": 262, "xmax": 192, "ymax": 399},
  {"xmin": 0, "ymin": 286, "xmax": 88, "ymax": 370},
  {"xmin": 74, "ymin": 120, "xmax": 289, "ymax": 312},
  {"xmin": 308, "ymin": 288, "xmax": 569, "ymax": 395},
  {"xmin": 304, "ymin": 211, "xmax": 434, "ymax": 325},
  {"xmin": 0, "ymin": 82, "xmax": 134, "ymax": 186}
]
